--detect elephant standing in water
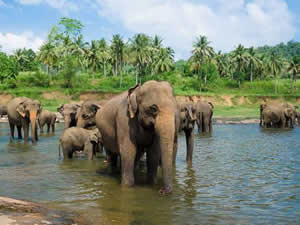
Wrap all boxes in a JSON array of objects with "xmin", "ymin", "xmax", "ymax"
[
  {"xmin": 173, "ymin": 102, "xmax": 196, "ymax": 164},
  {"xmin": 59, "ymin": 127, "xmax": 102, "ymax": 160},
  {"xmin": 38, "ymin": 109, "xmax": 56, "ymax": 133},
  {"xmin": 57, "ymin": 103, "xmax": 81, "ymax": 129},
  {"xmin": 195, "ymin": 101, "xmax": 214, "ymax": 133},
  {"xmin": 260, "ymin": 102, "xmax": 297, "ymax": 128},
  {"xmin": 96, "ymin": 81, "xmax": 177, "ymax": 194},
  {"xmin": 76, "ymin": 100, "xmax": 107, "ymax": 128},
  {"xmin": 0, "ymin": 104, "xmax": 7, "ymax": 118},
  {"xmin": 7, "ymin": 97, "xmax": 41, "ymax": 143}
]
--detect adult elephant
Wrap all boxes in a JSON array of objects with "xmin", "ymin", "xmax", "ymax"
[
  {"xmin": 76, "ymin": 100, "xmax": 107, "ymax": 128},
  {"xmin": 7, "ymin": 97, "xmax": 41, "ymax": 143},
  {"xmin": 38, "ymin": 109, "xmax": 56, "ymax": 133},
  {"xmin": 261, "ymin": 102, "xmax": 296, "ymax": 128},
  {"xmin": 0, "ymin": 104, "xmax": 7, "ymax": 118},
  {"xmin": 96, "ymin": 81, "xmax": 176, "ymax": 194},
  {"xmin": 173, "ymin": 102, "xmax": 196, "ymax": 164},
  {"xmin": 57, "ymin": 103, "xmax": 81, "ymax": 129},
  {"xmin": 195, "ymin": 101, "xmax": 213, "ymax": 133}
]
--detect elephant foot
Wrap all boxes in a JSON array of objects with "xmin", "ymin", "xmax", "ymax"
[{"xmin": 159, "ymin": 186, "xmax": 172, "ymax": 195}]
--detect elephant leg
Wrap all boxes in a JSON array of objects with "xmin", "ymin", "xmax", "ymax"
[
  {"xmin": 62, "ymin": 147, "xmax": 73, "ymax": 159},
  {"xmin": 204, "ymin": 118, "xmax": 210, "ymax": 133},
  {"xmin": 51, "ymin": 123, "xmax": 55, "ymax": 133},
  {"xmin": 35, "ymin": 124, "xmax": 38, "ymax": 141},
  {"xmin": 47, "ymin": 123, "xmax": 50, "ymax": 133},
  {"xmin": 22, "ymin": 120, "xmax": 29, "ymax": 143},
  {"xmin": 209, "ymin": 114, "xmax": 213, "ymax": 133},
  {"xmin": 39, "ymin": 120, "xmax": 44, "ymax": 133},
  {"xmin": 185, "ymin": 129, "xmax": 194, "ymax": 164},
  {"xmin": 9, "ymin": 122, "xmax": 15, "ymax": 141},
  {"xmin": 17, "ymin": 126, "xmax": 22, "ymax": 139},
  {"xmin": 146, "ymin": 142, "xmax": 160, "ymax": 185},
  {"xmin": 84, "ymin": 142, "xmax": 94, "ymax": 160},
  {"xmin": 120, "ymin": 140, "xmax": 136, "ymax": 187},
  {"xmin": 172, "ymin": 134, "xmax": 178, "ymax": 165}
]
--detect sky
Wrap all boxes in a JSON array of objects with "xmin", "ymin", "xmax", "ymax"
[{"xmin": 0, "ymin": 0, "xmax": 299, "ymax": 59}]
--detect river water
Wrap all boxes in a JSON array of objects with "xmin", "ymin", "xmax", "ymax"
[{"xmin": 0, "ymin": 123, "xmax": 299, "ymax": 225}]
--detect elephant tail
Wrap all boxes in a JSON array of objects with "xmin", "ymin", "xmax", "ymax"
[{"xmin": 58, "ymin": 143, "xmax": 61, "ymax": 159}]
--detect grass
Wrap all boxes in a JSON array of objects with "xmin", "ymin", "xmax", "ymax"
[{"xmin": 214, "ymin": 105, "xmax": 259, "ymax": 118}]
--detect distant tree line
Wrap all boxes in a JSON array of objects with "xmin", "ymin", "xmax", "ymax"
[{"xmin": 0, "ymin": 17, "xmax": 299, "ymax": 93}]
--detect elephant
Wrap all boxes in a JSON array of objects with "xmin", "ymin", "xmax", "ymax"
[
  {"xmin": 57, "ymin": 103, "xmax": 81, "ymax": 129},
  {"xmin": 38, "ymin": 109, "xmax": 56, "ymax": 133},
  {"xmin": 7, "ymin": 97, "xmax": 41, "ymax": 143},
  {"xmin": 173, "ymin": 102, "xmax": 196, "ymax": 164},
  {"xmin": 195, "ymin": 101, "xmax": 214, "ymax": 133},
  {"xmin": 296, "ymin": 111, "xmax": 300, "ymax": 125},
  {"xmin": 96, "ymin": 80, "xmax": 177, "ymax": 194},
  {"xmin": 59, "ymin": 127, "xmax": 102, "ymax": 160},
  {"xmin": 76, "ymin": 100, "xmax": 107, "ymax": 128},
  {"xmin": 0, "ymin": 104, "xmax": 7, "ymax": 118},
  {"xmin": 260, "ymin": 102, "xmax": 296, "ymax": 128}
]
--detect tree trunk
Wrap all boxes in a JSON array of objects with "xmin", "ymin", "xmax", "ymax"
[
  {"xmin": 275, "ymin": 76, "xmax": 278, "ymax": 94},
  {"xmin": 250, "ymin": 63, "xmax": 253, "ymax": 82},
  {"xmin": 135, "ymin": 66, "xmax": 138, "ymax": 85}
]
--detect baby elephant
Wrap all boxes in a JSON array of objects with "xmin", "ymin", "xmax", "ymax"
[
  {"xmin": 38, "ymin": 109, "xmax": 56, "ymax": 133},
  {"xmin": 59, "ymin": 127, "xmax": 102, "ymax": 160}
]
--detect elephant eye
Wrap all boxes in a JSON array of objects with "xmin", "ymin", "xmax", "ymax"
[
  {"xmin": 82, "ymin": 113, "xmax": 89, "ymax": 119},
  {"xmin": 148, "ymin": 105, "xmax": 158, "ymax": 115}
]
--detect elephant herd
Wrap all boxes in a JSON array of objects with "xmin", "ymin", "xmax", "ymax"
[{"xmin": 3, "ymin": 80, "xmax": 299, "ymax": 194}]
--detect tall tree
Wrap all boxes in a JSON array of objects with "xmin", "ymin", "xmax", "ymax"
[
  {"xmin": 247, "ymin": 47, "xmax": 261, "ymax": 82},
  {"xmin": 287, "ymin": 55, "xmax": 300, "ymax": 90},
  {"xmin": 268, "ymin": 52, "xmax": 284, "ymax": 94},
  {"xmin": 38, "ymin": 42, "xmax": 58, "ymax": 74},
  {"xmin": 232, "ymin": 44, "xmax": 248, "ymax": 87},
  {"xmin": 190, "ymin": 35, "xmax": 215, "ymax": 84}
]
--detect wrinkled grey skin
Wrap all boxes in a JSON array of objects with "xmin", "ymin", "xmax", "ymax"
[
  {"xmin": 296, "ymin": 111, "xmax": 300, "ymax": 125},
  {"xmin": 260, "ymin": 103, "xmax": 296, "ymax": 128},
  {"xmin": 57, "ymin": 103, "xmax": 81, "ymax": 129},
  {"xmin": 195, "ymin": 101, "xmax": 214, "ymax": 133},
  {"xmin": 38, "ymin": 109, "xmax": 56, "ymax": 133},
  {"xmin": 173, "ymin": 102, "xmax": 196, "ymax": 164},
  {"xmin": 59, "ymin": 127, "xmax": 102, "ymax": 160},
  {"xmin": 96, "ymin": 81, "xmax": 176, "ymax": 194},
  {"xmin": 76, "ymin": 100, "xmax": 107, "ymax": 128},
  {"xmin": 7, "ymin": 97, "xmax": 41, "ymax": 143},
  {"xmin": 0, "ymin": 104, "xmax": 7, "ymax": 118}
]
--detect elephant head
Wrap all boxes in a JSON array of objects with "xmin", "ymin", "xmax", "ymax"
[
  {"xmin": 57, "ymin": 103, "xmax": 81, "ymax": 129},
  {"xmin": 16, "ymin": 99, "xmax": 41, "ymax": 142},
  {"xmin": 127, "ymin": 81, "xmax": 176, "ymax": 194},
  {"xmin": 77, "ymin": 101, "xmax": 102, "ymax": 128},
  {"xmin": 179, "ymin": 103, "xmax": 196, "ymax": 130}
]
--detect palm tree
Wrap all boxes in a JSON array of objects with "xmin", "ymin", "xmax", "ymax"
[
  {"xmin": 38, "ymin": 42, "xmax": 58, "ymax": 74},
  {"xmin": 129, "ymin": 33, "xmax": 151, "ymax": 84},
  {"xmin": 287, "ymin": 56, "xmax": 300, "ymax": 90},
  {"xmin": 86, "ymin": 40, "xmax": 101, "ymax": 75},
  {"xmin": 247, "ymin": 47, "xmax": 261, "ymax": 82},
  {"xmin": 268, "ymin": 52, "xmax": 284, "ymax": 94},
  {"xmin": 111, "ymin": 34, "xmax": 125, "ymax": 87},
  {"xmin": 154, "ymin": 47, "xmax": 174, "ymax": 73},
  {"xmin": 232, "ymin": 44, "xmax": 248, "ymax": 87},
  {"xmin": 14, "ymin": 48, "xmax": 29, "ymax": 71},
  {"xmin": 97, "ymin": 38, "xmax": 110, "ymax": 77},
  {"xmin": 190, "ymin": 35, "xmax": 215, "ymax": 84}
]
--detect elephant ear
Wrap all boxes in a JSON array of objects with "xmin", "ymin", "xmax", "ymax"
[
  {"xmin": 16, "ymin": 101, "xmax": 27, "ymax": 118},
  {"xmin": 208, "ymin": 102, "xmax": 214, "ymax": 109},
  {"xmin": 57, "ymin": 104, "xmax": 64, "ymax": 114},
  {"xmin": 285, "ymin": 108, "xmax": 293, "ymax": 117},
  {"xmin": 91, "ymin": 104, "xmax": 101, "ymax": 114},
  {"xmin": 127, "ymin": 84, "xmax": 140, "ymax": 119}
]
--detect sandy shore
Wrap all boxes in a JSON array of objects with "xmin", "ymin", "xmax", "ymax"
[{"xmin": 0, "ymin": 196, "xmax": 88, "ymax": 225}]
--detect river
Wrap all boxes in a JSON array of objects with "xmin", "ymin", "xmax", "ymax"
[{"xmin": 0, "ymin": 123, "xmax": 299, "ymax": 225}]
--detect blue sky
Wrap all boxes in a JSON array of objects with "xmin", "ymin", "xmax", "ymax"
[{"xmin": 0, "ymin": 0, "xmax": 299, "ymax": 59}]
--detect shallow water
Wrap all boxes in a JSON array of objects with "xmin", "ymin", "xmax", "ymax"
[{"xmin": 0, "ymin": 123, "xmax": 299, "ymax": 225}]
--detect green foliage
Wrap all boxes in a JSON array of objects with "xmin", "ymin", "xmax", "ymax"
[
  {"xmin": 15, "ymin": 71, "xmax": 50, "ymax": 88},
  {"xmin": 58, "ymin": 56, "xmax": 78, "ymax": 88},
  {"xmin": 256, "ymin": 41, "xmax": 300, "ymax": 59},
  {"xmin": 0, "ymin": 52, "xmax": 19, "ymax": 82}
]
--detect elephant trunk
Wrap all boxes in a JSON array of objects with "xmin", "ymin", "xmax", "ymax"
[
  {"xmin": 155, "ymin": 110, "xmax": 175, "ymax": 194},
  {"xmin": 76, "ymin": 117, "xmax": 84, "ymax": 128},
  {"xmin": 29, "ymin": 111, "xmax": 38, "ymax": 143},
  {"xmin": 64, "ymin": 116, "xmax": 71, "ymax": 129}
]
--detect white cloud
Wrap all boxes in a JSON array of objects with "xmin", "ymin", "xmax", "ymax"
[
  {"xmin": 0, "ymin": 32, "xmax": 44, "ymax": 54},
  {"xmin": 96, "ymin": 0, "xmax": 296, "ymax": 58},
  {"xmin": 18, "ymin": 0, "xmax": 79, "ymax": 14}
]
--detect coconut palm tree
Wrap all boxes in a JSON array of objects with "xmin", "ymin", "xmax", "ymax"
[
  {"xmin": 190, "ymin": 35, "xmax": 215, "ymax": 84},
  {"xmin": 268, "ymin": 52, "xmax": 284, "ymax": 94},
  {"xmin": 129, "ymin": 33, "xmax": 151, "ymax": 84},
  {"xmin": 287, "ymin": 56, "xmax": 300, "ymax": 90},
  {"xmin": 232, "ymin": 44, "xmax": 248, "ymax": 87},
  {"xmin": 38, "ymin": 42, "xmax": 58, "ymax": 74},
  {"xmin": 154, "ymin": 47, "xmax": 174, "ymax": 73},
  {"xmin": 97, "ymin": 38, "xmax": 110, "ymax": 77},
  {"xmin": 111, "ymin": 34, "xmax": 125, "ymax": 86},
  {"xmin": 247, "ymin": 47, "xmax": 261, "ymax": 82}
]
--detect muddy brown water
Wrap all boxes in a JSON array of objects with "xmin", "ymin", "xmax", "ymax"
[{"xmin": 0, "ymin": 123, "xmax": 299, "ymax": 225}]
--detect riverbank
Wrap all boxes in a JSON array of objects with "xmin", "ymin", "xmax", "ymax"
[
  {"xmin": 0, "ymin": 196, "xmax": 87, "ymax": 225},
  {"xmin": 1, "ymin": 89, "xmax": 299, "ymax": 118}
]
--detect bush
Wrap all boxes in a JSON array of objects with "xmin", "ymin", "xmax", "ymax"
[{"xmin": 15, "ymin": 71, "xmax": 50, "ymax": 88}]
